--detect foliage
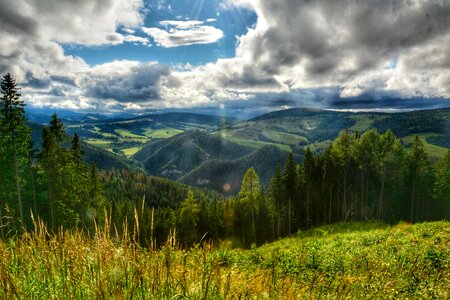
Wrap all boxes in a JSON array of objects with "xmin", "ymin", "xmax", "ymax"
[{"xmin": 0, "ymin": 220, "xmax": 448, "ymax": 299}]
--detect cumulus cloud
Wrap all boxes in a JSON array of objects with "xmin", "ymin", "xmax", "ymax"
[
  {"xmin": 0, "ymin": 0, "xmax": 149, "ymax": 110},
  {"xmin": 2, "ymin": 0, "xmax": 450, "ymax": 113},
  {"xmin": 217, "ymin": 0, "xmax": 450, "ymax": 99},
  {"xmin": 143, "ymin": 20, "xmax": 224, "ymax": 47},
  {"xmin": 0, "ymin": 0, "xmax": 144, "ymax": 46},
  {"xmin": 0, "ymin": 0, "xmax": 146, "ymax": 85},
  {"xmin": 79, "ymin": 61, "xmax": 170, "ymax": 103}
]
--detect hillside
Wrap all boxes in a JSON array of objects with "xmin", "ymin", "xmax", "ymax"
[
  {"xmin": 29, "ymin": 122, "xmax": 142, "ymax": 171},
  {"xmin": 2, "ymin": 221, "xmax": 448, "ymax": 299},
  {"xmin": 218, "ymin": 107, "xmax": 450, "ymax": 156},
  {"xmin": 180, "ymin": 145, "xmax": 294, "ymax": 194},
  {"xmin": 134, "ymin": 130, "xmax": 254, "ymax": 180},
  {"xmin": 65, "ymin": 112, "xmax": 236, "ymax": 157},
  {"xmin": 50, "ymin": 108, "xmax": 449, "ymax": 164}
]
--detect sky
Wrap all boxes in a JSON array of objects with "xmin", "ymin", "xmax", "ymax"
[{"xmin": 1, "ymin": 0, "xmax": 450, "ymax": 117}]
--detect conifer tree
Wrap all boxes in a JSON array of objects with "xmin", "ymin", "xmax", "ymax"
[
  {"xmin": 302, "ymin": 147, "xmax": 316, "ymax": 228},
  {"xmin": 332, "ymin": 130, "xmax": 356, "ymax": 221},
  {"xmin": 406, "ymin": 136, "xmax": 428, "ymax": 222},
  {"xmin": 239, "ymin": 167, "xmax": 261, "ymax": 243},
  {"xmin": 179, "ymin": 190, "xmax": 200, "ymax": 244},
  {"xmin": 0, "ymin": 73, "xmax": 32, "ymax": 224},
  {"xmin": 355, "ymin": 129, "xmax": 380, "ymax": 219},
  {"xmin": 269, "ymin": 166, "xmax": 283, "ymax": 238},
  {"xmin": 434, "ymin": 149, "xmax": 450, "ymax": 216},
  {"xmin": 283, "ymin": 153, "xmax": 297, "ymax": 233}
]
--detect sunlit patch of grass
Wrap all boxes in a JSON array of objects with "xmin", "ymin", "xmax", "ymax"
[
  {"xmin": 262, "ymin": 131, "xmax": 309, "ymax": 145},
  {"xmin": 114, "ymin": 129, "xmax": 146, "ymax": 139},
  {"xmin": 401, "ymin": 134, "xmax": 448, "ymax": 157},
  {"xmin": 221, "ymin": 136, "xmax": 292, "ymax": 152},
  {"xmin": 143, "ymin": 128, "xmax": 183, "ymax": 139},
  {"xmin": 349, "ymin": 115, "xmax": 375, "ymax": 132},
  {"xmin": 122, "ymin": 147, "xmax": 141, "ymax": 157},
  {"xmin": 85, "ymin": 139, "xmax": 113, "ymax": 148}
]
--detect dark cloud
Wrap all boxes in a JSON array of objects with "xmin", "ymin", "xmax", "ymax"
[
  {"xmin": 246, "ymin": 0, "xmax": 450, "ymax": 78},
  {"xmin": 82, "ymin": 62, "xmax": 170, "ymax": 102},
  {"xmin": 51, "ymin": 75, "xmax": 77, "ymax": 86},
  {"xmin": 0, "ymin": 1, "xmax": 38, "ymax": 36},
  {"xmin": 25, "ymin": 72, "xmax": 51, "ymax": 89}
]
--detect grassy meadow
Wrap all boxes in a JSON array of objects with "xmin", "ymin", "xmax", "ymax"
[{"xmin": 0, "ymin": 220, "xmax": 448, "ymax": 299}]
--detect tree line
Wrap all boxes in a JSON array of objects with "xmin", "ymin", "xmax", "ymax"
[
  {"xmin": 0, "ymin": 73, "xmax": 449, "ymax": 248},
  {"xmin": 96, "ymin": 129, "xmax": 449, "ymax": 247},
  {"xmin": 0, "ymin": 73, "xmax": 106, "ymax": 235}
]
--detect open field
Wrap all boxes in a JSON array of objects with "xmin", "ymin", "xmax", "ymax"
[
  {"xmin": 85, "ymin": 138, "xmax": 114, "ymax": 148},
  {"xmin": 262, "ymin": 131, "xmax": 309, "ymax": 145},
  {"xmin": 142, "ymin": 128, "xmax": 183, "ymax": 139},
  {"xmin": 0, "ymin": 221, "xmax": 448, "ymax": 299},
  {"xmin": 401, "ymin": 134, "xmax": 449, "ymax": 158},
  {"xmin": 122, "ymin": 146, "xmax": 142, "ymax": 157},
  {"xmin": 115, "ymin": 129, "xmax": 147, "ymax": 139},
  {"xmin": 221, "ymin": 135, "xmax": 292, "ymax": 152}
]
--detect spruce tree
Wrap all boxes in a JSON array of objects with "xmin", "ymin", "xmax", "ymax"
[
  {"xmin": 434, "ymin": 149, "xmax": 450, "ymax": 216},
  {"xmin": 283, "ymin": 153, "xmax": 297, "ymax": 233},
  {"xmin": 269, "ymin": 166, "xmax": 283, "ymax": 238},
  {"xmin": 0, "ymin": 73, "xmax": 32, "ymax": 224},
  {"xmin": 239, "ymin": 167, "xmax": 261, "ymax": 243},
  {"xmin": 406, "ymin": 136, "xmax": 428, "ymax": 222}
]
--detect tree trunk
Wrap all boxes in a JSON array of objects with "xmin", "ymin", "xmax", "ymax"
[
  {"xmin": 366, "ymin": 172, "xmax": 370, "ymax": 220},
  {"xmin": 251, "ymin": 198, "xmax": 256, "ymax": 243},
  {"xmin": 329, "ymin": 184, "xmax": 332, "ymax": 224},
  {"xmin": 361, "ymin": 170, "xmax": 364, "ymax": 220},
  {"xmin": 306, "ymin": 186, "xmax": 310, "ymax": 228},
  {"xmin": 343, "ymin": 168, "xmax": 347, "ymax": 221},
  {"xmin": 410, "ymin": 177, "xmax": 416, "ymax": 222},
  {"xmin": 337, "ymin": 178, "xmax": 340, "ymax": 222},
  {"xmin": 277, "ymin": 201, "xmax": 281, "ymax": 238},
  {"xmin": 288, "ymin": 198, "xmax": 292, "ymax": 234},
  {"xmin": 48, "ymin": 181, "xmax": 55, "ymax": 230},
  {"xmin": 31, "ymin": 168, "xmax": 37, "ymax": 217},
  {"xmin": 378, "ymin": 164, "xmax": 386, "ymax": 220},
  {"xmin": 12, "ymin": 137, "xmax": 24, "ymax": 226}
]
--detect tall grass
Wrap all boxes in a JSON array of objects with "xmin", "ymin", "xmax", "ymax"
[{"xmin": 0, "ymin": 218, "xmax": 448, "ymax": 299}]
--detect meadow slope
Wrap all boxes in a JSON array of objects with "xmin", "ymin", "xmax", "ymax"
[{"xmin": 0, "ymin": 221, "xmax": 448, "ymax": 299}]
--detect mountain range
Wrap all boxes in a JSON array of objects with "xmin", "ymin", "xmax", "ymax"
[{"xmin": 29, "ymin": 107, "xmax": 450, "ymax": 194}]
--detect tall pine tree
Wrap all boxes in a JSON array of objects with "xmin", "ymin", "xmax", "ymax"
[{"xmin": 0, "ymin": 73, "xmax": 32, "ymax": 225}]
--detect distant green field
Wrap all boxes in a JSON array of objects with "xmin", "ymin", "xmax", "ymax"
[
  {"xmin": 262, "ymin": 131, "xmax": 309, "ymax": 145},
  {"xmin": 115, "ymin": 129, "xmax": 146, "ymax": 139},
  {"xmin": 85, "ymin": 139, "xmax": 113, "ymax": 148},
  {"xmin": 143, "ymin": 128, "xmax": 183, "ymax": 139},
  {"xmin": 350, "ymin": 115, "xmax": 375, "ymax": 132},
  {"xmin": 122, "ymin": 147, "xmax": 141, "ymax": 157},
  {"xmin": 401, "ymin": 134, "xmax": 448, "ymax": 158},
  {"xmin": 220, "ymin": 135, "xmax": 292, "ymax": 152}
]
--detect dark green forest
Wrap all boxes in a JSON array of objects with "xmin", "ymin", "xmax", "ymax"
[{"xmin": 0, "ymin": 73, "xmax": 449, "ymax": 248}]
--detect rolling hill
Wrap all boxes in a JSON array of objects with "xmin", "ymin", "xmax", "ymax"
[
  {"xmin": 64, "ymin": 112, "xmax": 236, "ymax": 157},
  {"xmin": 29, "ymin": 108, "xmax": 447, "ymax": 194},
  {"xmin": 29, "ymin": 122, "xmax": 142, "ymax": 172},
  {"xmin": 217, "ymin": 107, "xmax": 450, "ymax": 156},
  {"xmin": 133, "ymin": 130, "xmax": 254, "ymax": 180},
  {"xmin": 179, "ymin": 145, "xmax": 295, "ymax": 194}
]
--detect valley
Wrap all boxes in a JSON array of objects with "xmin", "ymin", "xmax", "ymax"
[{"xmin": 47, "ymin": 107, "xmax": 450, "ymax": 194}]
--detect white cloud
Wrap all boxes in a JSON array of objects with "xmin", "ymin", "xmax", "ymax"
[
  {"xmin": 211, "ymin": 0, "xmax": 450, "ymax": 100},
  {"xmin": 123, "ymin": 35, "xmax": 151, "ymax": 46},
  {"xmin": 2, "ymin": 0, "xmax": 450, "ymax": 113},
  {"xmin": 143, "ymin": 20, "xmax": 224, "ymax": 48}
]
